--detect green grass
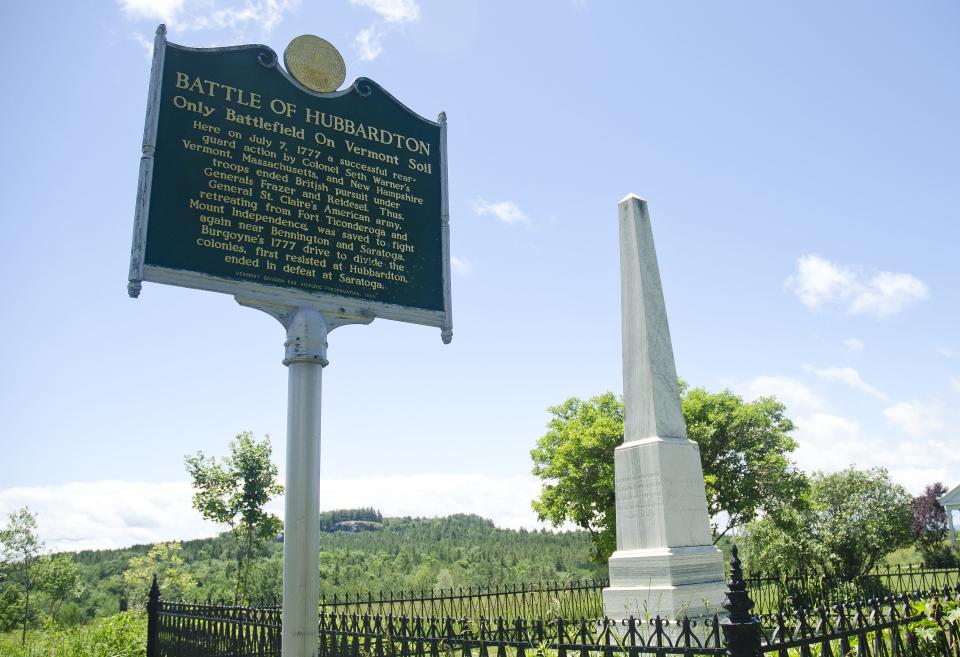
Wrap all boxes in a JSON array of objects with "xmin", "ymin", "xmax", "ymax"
[
  {"xmin": 884, "ymin": 545, "xmax": 922, "ymax": 566},
  {"xmin": 0, "ymin": 612, "xmax": 145, "ymax": 657}
]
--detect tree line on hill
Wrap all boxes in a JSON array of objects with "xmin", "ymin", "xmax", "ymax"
[{"xmin": 0, "ymin": 510, "xmax": 605, "ymax": 634}]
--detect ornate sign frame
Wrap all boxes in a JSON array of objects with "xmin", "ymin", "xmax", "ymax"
[{"xmin": 128, "ymin": 26, "xmax": 452, "ymax": 342}]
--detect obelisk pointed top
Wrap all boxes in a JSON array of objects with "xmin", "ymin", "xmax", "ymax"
[
  {"xmin": 619, "ymin": 196, "xmax": 687, "ymax": 442},
  {"xmin": 619, "ymin": 192, "xmax": 647, "ymax": 204}
]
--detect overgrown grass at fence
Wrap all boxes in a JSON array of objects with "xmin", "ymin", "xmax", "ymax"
[
  {"xmin": 0, "ymin": 611, "xmax": 146, "ymax": 657},
  {"xmin": 746, "ymin": 565, "xmax": 960, "ymax": 614},
  {"xmin": 318, "ymin": 579, "xmax": 608, "ymax": 620},
  {"xmin": 306, "ymin": 566, "xmax": 960, "ymax": 620}
]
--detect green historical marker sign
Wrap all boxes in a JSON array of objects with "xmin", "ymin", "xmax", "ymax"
[
  {"xmin": 129, "ymin": 28, "xmax": 451, "ymax": 339},
  {"xmin": 128, "ymin": 28, "xmax": 452, "ymax": 657}
]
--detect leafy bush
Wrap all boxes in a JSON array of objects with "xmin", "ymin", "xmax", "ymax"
[
  {"xmin": 909, "ymin": 599, "xmax": 960, "ymax": 656},
  {"xmin": 0, "ymin": 611, "xmax": 145, "ymax": 657},
  {"xmin": 920, "ymin": 543, "xmax": 959, "ymax": 568},
  {"xmin": 745, "ymin": 467, "xmax": 913, "ymax": 581},
  {"xmin": 825, "ymin": 580, "xmax": 864, "ymax": 606}
]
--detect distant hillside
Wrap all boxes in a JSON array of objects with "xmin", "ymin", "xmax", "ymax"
[{"xmin": 64, "ymin": 513, "xmax": 606, "ymax": 623}]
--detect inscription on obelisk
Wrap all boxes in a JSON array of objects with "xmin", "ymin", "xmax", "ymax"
[{"xmin": 602, "ymin": 194, "xmax": 726, "ymax": 620}]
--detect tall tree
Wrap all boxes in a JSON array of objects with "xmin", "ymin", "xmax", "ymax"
[
  {"xmin": 35, "ymin": 554, "xmax": 82, "ymax": 623},
  {"xmin": 683, "ymin": 385, "xmax": 807, "ymax": 540},
  {"xmin": 530, "ymin": 394, "xmax": 620, "ymax": 561},
  {"xmin": 185, "ymin": 431, "xmax": 284, "ymax": 601},
  {"xmin": 530, "ymin": 387, "xmax": 807, "ymax": 561},
  {"xmin": 0, "ymin": 507, "xmax": 44, "ymax": 645},
  {"xmin": 910, "ymin": 482, "xmax": 953, "ymax": 564},
  {"xmin": 745, "ymin": 467, "xmax": 913, "ymax": 580}
]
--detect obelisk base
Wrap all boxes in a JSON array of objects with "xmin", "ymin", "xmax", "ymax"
[
  {"xmin": 603, "ymin": 546, "xmax": 726, "ymax": 620},
  {"xmin": 602, "ymin": 437, "xmax": 725, "ymax": 621}
]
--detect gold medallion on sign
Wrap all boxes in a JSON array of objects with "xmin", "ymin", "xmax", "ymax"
[{"xmin": 284, "ymin": 35, "xmax": 346, "ymax": 93}]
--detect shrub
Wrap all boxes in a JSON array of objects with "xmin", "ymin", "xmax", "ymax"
[
  {"xmin": 0, "ymin": 611, "xmax": 145, "ymax": 657},
  {"xmin": 921, "ymin": 543, "xmax": 960, "ymax": 568},
  {"xmin": 745, "ymin": 467, "xmax": 912, "ymax": 581}
]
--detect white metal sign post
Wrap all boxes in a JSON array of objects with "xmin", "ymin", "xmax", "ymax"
[
  {"xmin": 129, "ymin": 26, "xmax": 451, "ymax": 657},
  {"xmin": 233, "ymin": 301, "xmax": 374, "ymax": 657},
  {"xmin": 282, "ymin": 309, "xmax": 327, "ymax": 657}
]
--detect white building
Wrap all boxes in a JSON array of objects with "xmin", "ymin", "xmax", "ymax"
[{"xmin": 939, "ymin": 483, "xmax": 960, "ymax": 545}]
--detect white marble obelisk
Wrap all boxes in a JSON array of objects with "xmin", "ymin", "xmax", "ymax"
[{"xmin": 602, "ymin": 195, "xmax": 726, "ymax": 621}]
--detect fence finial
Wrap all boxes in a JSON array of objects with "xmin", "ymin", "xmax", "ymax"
[
  {"xmin": 147, "ymin": 574, "xmax": 161, "ymax": 657},
  {"xmin": 722, "ymin": 546, "xmax": 755, "ymax": 622},
  {"xmin": 721, "ymin": 545, "xmax": 761, "ymax": 657}
]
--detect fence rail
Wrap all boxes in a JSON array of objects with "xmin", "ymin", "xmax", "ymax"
[
  {"xmin": 316, "ymin": 613, "xmax": 728, "ymax": 657},
  {"xmin": 759, "ymin": 590, "xmax": 957, "ymax": 654},
  {"xmin": 306, "ymin": 564, "xmax": 960, "ymax": 619},
  {"xmin": 149, "ymin": 582, "xmax": 281, "ymax": 657},
  {"xmin": 147, "ymin": 560, "xmax": 960, "ymax": 657},
  {"xmin": 148, "ymin": 587, "xmax": 960, "ymax": 657},
  {"xmin": 318, "ymin": 578, "xmax": 609, "ymax": 620},
  {"xmin": 745, "ymin": 565, "xmax": 960, "ymax": 614}
]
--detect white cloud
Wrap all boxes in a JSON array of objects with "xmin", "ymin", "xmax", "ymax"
[
  {"xmin": 350, "ymin": 0, "xmax": 420, "ymax": 23},
  {"xmin": 354, "ymin": 25, "xmax": 384, "ymax": 61},
  {"xmin": 939, "ymin": 347, "xmax": 960, "ymax": 359},
  {"xmin": 131, "ymin": 31, "xmax": 155, "ymax": 59},
  {"xmin": 117, "ymin": 0, "xmax": 298, "ymax": 36},
  {"xmin": 790, "ymin": 413, "xmax": 960, "ymax": 493},
  {"xmin": 349, "ymin": 0, "xmax": 419, "ymax": 61},
  {"xmin": 737, "ymin": 374, "xmax": 960, "ymax": 490},
  {"xmin": 0, "ymin": 481, "xmax": 213, "ymax": 553},
  {"xmin": 471, "ymin": 198, "xmax": 530, "ymax": 225},
  {"xmin": 883, "ymin": 399, "xmax": 946, "ymax": 439},
  {"xmin": 951, "ymin": 377, "xmax": 960, "ymax": 395},
  {"xmin": 737, "ymin": 375, "xmax": 824, "ymax": 413},
  {"xmin": 784, "ymin": 255, "xmax": 928, "ymax": 317},
  {"xmin": 803, "ymin": 365, "xmax": 889, "ymax": 401},
  {"xmin": 848, "ymin": 271, "xmax": 930, "ymax": 317},
  {"xmin": 792, "ymin": 413, "xmax": 867, "ymax": 474},
  {"xmin": 450, "ymin": 256, "xmax": 472, "ymax": 275},
  {"xmin": 117, "ymin": 0, "xmax": 185, "ymax": 22},
  {"xmin": 0, "ymin": 475, "xmax": 547, "ymax": 553},
  {"xmin": 843, "ymin": 338, "xmax": 864, "ymax": 353},
  {"xmin": 862, "ymin": 435, "xmax": 960, "ymax": 493},
  {"xmin": 785, "ymin": 255, "xmax": 858, "ymax": 310}
]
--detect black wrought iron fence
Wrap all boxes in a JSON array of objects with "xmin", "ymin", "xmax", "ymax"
[
  {"xmin": 318, "ymin": 578, "xmax": 608, "ymax": 620},
  {"xmin": 316, "ymin": 613, "xmax": 728, "ymax": 657},
  {"xmin": 146, "ymin": 555, "xmax": 960, "ymax": 657},
  {"xmin": 147, "ymin": 581, "xmax": 281, "ymax": 657},
  {"xmin": 199, "ymin": 565, "xmax": 960, "ymax": 621},
  {"xmin": 744, "ymin": 564, "xmax": 960, "ymax": 614},
  {"xmin": 764, "ymin": 589, "xmax": 960, "ymax": 655}
]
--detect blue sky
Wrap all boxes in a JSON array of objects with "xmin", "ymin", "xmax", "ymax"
[{"xmin": 1, "ymin": 0, "xmax": 958, "ymax": 551}]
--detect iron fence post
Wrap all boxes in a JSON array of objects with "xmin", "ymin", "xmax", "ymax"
[
  {"xmin": 721, "ymin": 546, "xmax": 761, "ymax": 657},
  {"xmin": 147, "ymin": 575, "xmax": 160, "ymax": 657}
]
